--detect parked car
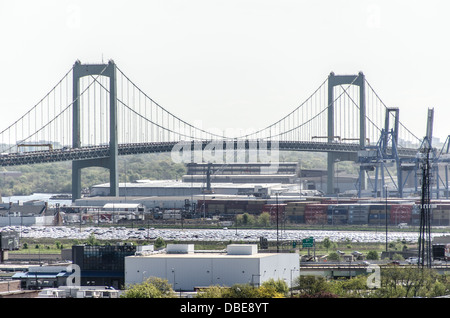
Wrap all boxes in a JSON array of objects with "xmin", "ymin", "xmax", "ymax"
[
  {"xmin": 388, "ymin": 260, "xmax": 400, "ymax": 266},
  {"xmin": 405, "ymin": 257, "xmax": 418, "ymax": 264}
]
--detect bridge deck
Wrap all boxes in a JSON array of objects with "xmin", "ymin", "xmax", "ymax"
[{"xmin": 0, "ymin": 140, "xmax": 418, "ymax": 167}]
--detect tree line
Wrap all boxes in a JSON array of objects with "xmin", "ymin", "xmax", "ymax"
[
  {"xmin": 121, "ymin": 267, "xmax": 450, "ymax": 298},
  {"xmin": 0, "ymin": 153, "xmax": 187, "ymax": 197}
]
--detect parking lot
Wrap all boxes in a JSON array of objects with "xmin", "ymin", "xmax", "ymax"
[{"xmin": 0, "ymin": 225, "xmax": 435, "ymax": 243}]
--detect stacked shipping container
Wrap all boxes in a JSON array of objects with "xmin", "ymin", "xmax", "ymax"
[
  {"xmin": 347, "ymin": 204, "xmax": 370, "ymax": 225},
  {"xmin": 327, "ymin": 205, "xmax": 348, "ymax": 225},
  {"xmin": 304, "ymin": 204, "xmax": 328, "ymax": 225},
  {"xmin": 284, "ymin": 201, "xmax": 316, "ymax": 223},
  {"xmin": 200, "ymin": 197, "xmax": 450, "ymax": 226},
  {"xmin": 431, "ymin": 203, "xmax": 450, "ymax": 226},
  {"xmin": 390, "ymin": 204, "xmax": 413, "ymax": 225},
  {"xmin": 263, "ymin": 204, "xmax": 286, "ymax": 223},
  {"xmin": 368, "ymin": 204, "xmax": 389, "ymax": 225}
]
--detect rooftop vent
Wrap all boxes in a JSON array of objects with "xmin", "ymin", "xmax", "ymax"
[
  {"xmin": 166, "ymin": 244, "xmax": 194, "ymax": 254},
  {"xmin": 227, "ymin": 244, "xmax": 257, "ymax": 255}
]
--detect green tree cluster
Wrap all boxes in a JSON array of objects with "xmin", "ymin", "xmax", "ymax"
[
  {"xmin": 321, "ymin": 237, "xmax": 335, "ymax": 252},
  {"xmin": 121, "ymin": 277, "xmax": 175, "ymax": 298},
  {"xmin": 372, "ymin": 267, "xmax": 449, "ymax": 298},
  {"xmin": 366, "ymin": 250, "xmax": 379, "ymax": 260},
  {"xmin": 235, "ymin": 212, "xmax": 271, "ymax": 227},
  {"xmin": 153, "ymin": 237, "xmax": 166, "ymax": 249},
  {"xmin": 294, "ymin": 268, "xmax": 450, "ymax": 298},
  {"xmin": 196, "ymin": 279, "xmax": 289, "ymax": 298},
  {"xmin": 120, "ymin": 269, "xmax": 449, "ymax": 298},
  {"xmin": 121, "ymin": 277, "xmax": 288, "ymax": 298}
]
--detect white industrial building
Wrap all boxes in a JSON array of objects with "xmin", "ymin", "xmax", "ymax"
[
  {"xmin": 124, "ymin": 244, "xmax": 299, "ymax": 291},
  {"xmin": 90, "ymin": 180, "xmax": 281, "ymax": 197},
  {"xmin": 0, "ymin": 202, "xmax": 58, "ymax": 226}
]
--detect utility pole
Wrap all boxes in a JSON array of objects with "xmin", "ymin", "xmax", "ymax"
[
  {"xmin": 418, "ymin": 108, "xmax": 434, "ymax": 269},
  {"xmin": 275, "ymin": 192, "xmax": 280, "ymax": 253},
  {"xmin": 418, "ymin": 147, "xmax": 432, "ymax": 268}
]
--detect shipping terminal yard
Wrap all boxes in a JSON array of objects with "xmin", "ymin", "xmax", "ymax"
[
  {"xmin": 0, "ymin": 161, "xmax": 449, "ymax": 299},
  {"xmin": 3, "ymin": 1, "xmax": 450, "ymax": 305},
  {"xmin": 2, "ymin": 162, "xmax": 450, "ymax": 229}
]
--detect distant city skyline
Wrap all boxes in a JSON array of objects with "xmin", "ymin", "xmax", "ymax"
[{"xmin": 1, "ymin": 1, "xmax": 449, "ymax": 142}]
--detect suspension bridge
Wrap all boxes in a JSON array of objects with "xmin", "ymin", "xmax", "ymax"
[{"xmin": 0, "ymin": 60, "xmax": 445, "ymax": 201}]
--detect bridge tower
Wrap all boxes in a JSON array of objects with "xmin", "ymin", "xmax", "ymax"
[
  {"xmin": 72, "ymin": 60, "xmax": 118, "ymax": 201},
  {"xmin": 327, "ymin": 72, "xmax": 366, "ymax": 195}
]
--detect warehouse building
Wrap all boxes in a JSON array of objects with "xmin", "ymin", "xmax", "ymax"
[
  {"xmin": 89, "ymin": 180, "xmax": 281, "ymax": 197},
  {"xmin": 182, "ymin": 162, "xmax": 299, "ymax": 184},
  {"xmin": 0, "ymin": 202, "xmax": 60, "ymax": 227},
  {"xmin": 124, "ymin": 244, "xmax": 299, "ymax": 291}
]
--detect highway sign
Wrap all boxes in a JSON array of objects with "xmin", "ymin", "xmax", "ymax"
[{"xmin": 302, "ymin": 237, "xmax": 314, "ymax": 248}]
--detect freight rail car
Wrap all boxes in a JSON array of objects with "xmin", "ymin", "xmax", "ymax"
[{"xmin": 432, "ymin": 243, "xmax": 450, "ymax": 261}]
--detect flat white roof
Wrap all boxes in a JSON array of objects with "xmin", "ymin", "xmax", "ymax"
[
  {"xmin": 127, "ymin": 252, "xmax": 275, "ymax": 259},
  {"xmin": 103, "ymin": 203, "xmax": 141, "ymax": 209},
  {"xmin": 93, "ymin": 180, "xmax": 283, "ymax": 189}
]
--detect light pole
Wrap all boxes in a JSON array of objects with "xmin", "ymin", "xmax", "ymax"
[
  {"xmin": 290, "ymin": 268, "xmax": 299, "ymax": 297},
  {"xmin": 299, "ymin": 161, "xmax": 302, "ymax": 197},
  {"xmin": 334, "ymin": 159, "xmax": 340, "ymax": 226},
  {"xmin": 385, "ymin": 185, "xmax": 388, "ymax": 253},
  {"xmin": 235, "ymin": 210, "xmax": 238, "ymax": 235},
  {"xmin": 276, "ymin": 192, "xmax": 279, "ymax": 253},
  {"xmin": 335, "ymin": 159, "xmax": 340, "ymax": 199}
]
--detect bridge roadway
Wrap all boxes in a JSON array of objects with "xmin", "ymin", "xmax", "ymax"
[
  {"xmin": 0, "ymin": 140, "xmax": 418, "ymax": 167},
  {"xmin": 300, "ymin": 262, "xmax": 450, "ymax": 278}
]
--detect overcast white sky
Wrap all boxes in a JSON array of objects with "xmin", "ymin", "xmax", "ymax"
[{"xmin": 1, "ymin": 0, "xmax": 450, "ymax": 142}]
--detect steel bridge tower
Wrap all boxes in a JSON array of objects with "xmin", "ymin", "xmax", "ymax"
[
  {"xmin": 327, "ymin": 72, "xmax": 366, "ymax": 195},
  {"xmin": 72, "ymin": 60, "xmax": 118, "ymax": 201}
]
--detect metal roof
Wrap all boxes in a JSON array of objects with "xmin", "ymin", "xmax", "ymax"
[{"xmin": 103, "ymin": 203, "xmax": 141, "ymax": 209}]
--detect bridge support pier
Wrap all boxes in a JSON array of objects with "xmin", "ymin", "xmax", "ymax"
[
  {"xmin": 328, "ymin": 153, "xmax": 338, "ymax": 195},
  {"xmin": 327, "ymin": 152, "xmax": 358, "ymax": 195},
  {"xmin": 72, "ymin": 158, "xmax": 118, "ymax": 201},
  {"xmin": 327, "ymin": 72, "xmax": 366, "ymax": 195},
  {"xmin": 71, "ymin": 60, "xmax": 118, "ymax": 201}
]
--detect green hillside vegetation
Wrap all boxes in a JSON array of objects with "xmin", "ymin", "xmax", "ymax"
[
  {"xmin": 0, "ymin": 151, "xmax": 356, "ymax": 197},
  {"xmin": 0, "ymin": 153, "xmax": 187, "ymax": 197}
]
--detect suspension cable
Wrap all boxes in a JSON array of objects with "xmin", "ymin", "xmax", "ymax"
[
  {"xmin": 115, "ymin": 66, "xmax": 224, "ymax": 140},
  {"xmin": 266, "ymin": 75, "xmax": 360, "ymax": 140},
  {"xmin": 365, "ymin": 79, "xmax": 421, "ymax": 142},
  {"xmin": 4, "ymin": 64, "xmax": 110, "ymax": 152}
]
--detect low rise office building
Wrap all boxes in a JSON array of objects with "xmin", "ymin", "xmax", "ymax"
[
  {"xmin": 125, "ymin": 244, "xmax": 299, "ymax": 291},
  {"xmin": 71, "ymin": 243, "xmax": 148, "ymax": 289}
]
